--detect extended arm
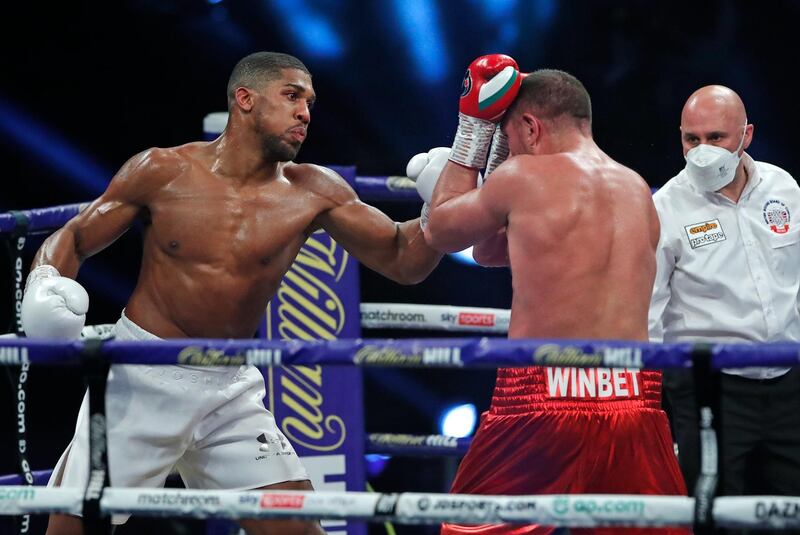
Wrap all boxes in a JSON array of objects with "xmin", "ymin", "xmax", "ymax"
[
  {"xmin": 313, "ymin": 168, "xmax": 442, "ymax": 285},
  {"xmin": 425, "ymin": 161, "xmax": 512, "ymax": 252}
]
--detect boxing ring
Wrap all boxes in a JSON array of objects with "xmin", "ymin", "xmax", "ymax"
[
  {"xmin": 2, "ymin": 337, "xmax": 800, "ymax": 531},
  {"xmin": 2, "ymin": 173, "xmax": 800, "ymax": 534}
]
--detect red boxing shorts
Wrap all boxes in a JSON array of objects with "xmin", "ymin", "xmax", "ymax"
[{"xmin": 442, "ymin": 367, "xmax": 689, "ymax": 535}]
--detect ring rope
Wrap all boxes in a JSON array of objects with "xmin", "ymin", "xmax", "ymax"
[
  {"xmin": 0, "ymin": 336, "xmax": 796, "ymax": 370},
  {"xmin": 0, "ymin": 431, "xmax": 470, "ymax": 488},
  {"xmin": 2, "ymin": 301, "xmax": 512, "ymax": 341},
  {"xmin": 0, "ymin": 486, "xmax": 798, "ymax": 529},
  {"xmin": 366, "ymin": 433, "xmax": 470, "ymax": 457},
  {"xmin": 0, "ymin": 203, "xmax": 88, "ymax": 235}
]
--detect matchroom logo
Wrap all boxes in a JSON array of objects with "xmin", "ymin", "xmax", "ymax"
[{"xmin": 684, "ymin": 219, "xmax": 726, "ymax": 249}]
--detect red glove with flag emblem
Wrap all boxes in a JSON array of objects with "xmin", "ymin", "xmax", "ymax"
[{"xmin": 450, "ymin": 54, "xmax": 521, "ymax": 169}]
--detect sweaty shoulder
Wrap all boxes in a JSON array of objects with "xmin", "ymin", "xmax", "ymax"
[
  {"xmin": 100, "ymin": 146, "xmax": 192, "ymax": 207},
  {"xmin": 117, "ymin": 146, "xmax": 190, "ymax": 189},
  {"xmin": 283, "ymin": 162, "xmax": 357, "ymax": 206},
  {"xmin": 492, "ymin": 152, "xmax": 634, "ymax": 195},
  {"xmin": 487, "ymin": 154, "xmax": 584, "ymax": 213},
  {"xmin": 489, "ymin": 153, "xmax": 562, "ymax": 190},
  {"xmin": 606, "ymin": 160, "xmax": 652, "ymax": 197}
]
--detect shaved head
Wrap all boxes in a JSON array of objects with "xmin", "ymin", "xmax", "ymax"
[
  {"xmin": 679, "ymin": 85, "xmax": 751, "ymax": 157},
  {"xmin": 682, "ymin": 85, "xmax": 747, "ymax": 127}
]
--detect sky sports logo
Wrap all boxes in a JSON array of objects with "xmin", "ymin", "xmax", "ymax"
[
  {"xmin": 260, "ymin": 494, "xmax": 305, "ymax": 509},
  {"xmin": 458, "ymin": 312, "xmax": 495, "ymax": 327},
  {"xmin": 685, "ymin": 219, "xmax": 726, "ymax": 249}
]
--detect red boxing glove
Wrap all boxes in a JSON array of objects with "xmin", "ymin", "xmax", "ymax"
[
  {"xmin": 460, "ymin": 54, "xmax": 522, "ymax": 122},
  {"xmin": 450, "ymin": 54, "xmax": 521, "ymax": 168}
]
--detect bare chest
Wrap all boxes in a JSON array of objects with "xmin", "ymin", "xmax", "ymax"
[{"xmin": 146, "ymin": 182, "xmax": 324, "ymax": 269}]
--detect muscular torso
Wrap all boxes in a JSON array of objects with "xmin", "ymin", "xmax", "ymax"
[
  {"xmin": 126, "ymin": 145, "xmax": 332, "ymax": 338},
  {"xmin": 504, "ymin": 149, "xmax": 658, "ymax": 342}
]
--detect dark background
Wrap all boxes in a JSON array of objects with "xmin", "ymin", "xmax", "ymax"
[{"xmin": 0, "ymin": 0, "xmax": 798, "ymax": 533}]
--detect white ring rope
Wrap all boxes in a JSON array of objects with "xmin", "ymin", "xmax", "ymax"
[
  {"xmin": 0, "ymin": 303, "xmax": 509, "ymax": 339},
  {"xmin": 0, "ymin": 487, "xmax": 798, "ymax": 529},
  {"xmin": 360, "ymin": 302, "xmax": 510, "ymax": 332},
  {"xmin": 361, "ymin": 303, "xmax": 511, "ymax": 333}
]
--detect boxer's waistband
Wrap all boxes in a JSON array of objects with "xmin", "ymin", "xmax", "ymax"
[
  {"xmin": 490, "ymin": 366, "xmax": 662, "ymax": 414},
  {"xmin": 114, "ymin": 310, "xmax": 248, "ymax": 376}
]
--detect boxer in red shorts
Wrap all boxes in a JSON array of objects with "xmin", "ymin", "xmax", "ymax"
[{"xmin": 411, "ymin": 56, "xmax": 689, "ymax": 534}]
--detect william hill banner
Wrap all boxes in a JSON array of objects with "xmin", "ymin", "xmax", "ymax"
[{"xmin": 262, "ymin": 166, "xmax": 365, "ymax": 535}]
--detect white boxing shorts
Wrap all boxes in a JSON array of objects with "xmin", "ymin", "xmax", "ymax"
[{"xmin": 49, "ymin": 311, "xmax": 309, "ymax": 523}]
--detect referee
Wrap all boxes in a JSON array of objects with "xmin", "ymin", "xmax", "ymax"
[{"xmin": 649, "ymin": 85, "xmax": 800, "ymax": 534}]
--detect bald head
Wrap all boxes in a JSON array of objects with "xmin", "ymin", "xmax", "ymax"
[
  {"xmin": 680, "ymin": 85, "xmax": 751, "ymax": 157},
  {"xmin": 682, "ymin": 85, "xmax": 747, "ymax": 126}
]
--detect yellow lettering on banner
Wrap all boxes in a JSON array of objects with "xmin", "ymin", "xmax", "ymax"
[
  {"xmin": 273, "ymin": 232, "xmax": 349, "ymax": 452},
  {"xmin": 295, "ymin": 235, "xmax": 342, "ymax": 276},
  {"xmin": 277, "ymin": 290, "xmax": 337, "ymax": 339},
  {"xmin": 533, "ymin": 344, "xmax": 603, "ymax": 366},
  {"xmin": 353, "ymin": 346, "xmax": 423, "ymax": 366},
  {"xmin": 177, "ymin": 347, "xmax": 245, "ymax": 366},
  {"xmin": 281, "ymin": 367, "xmax": 346, "ymax": 451},
  {"xmin": 278, "ymin": 266, "xmax": 344, "ymax": 339},
  {"xmin": 294, "ymin": 364, "xmax": 323, "ymax": 386}
]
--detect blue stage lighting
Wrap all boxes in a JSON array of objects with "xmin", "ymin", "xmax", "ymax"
[
  {"xmin": 533, "ymin": 0, "xmax": 558, "ymax": 26},
  {"xmin": 439, "ymin": 403, "xmax": 477, "ymax": 438},
  {"xmin": 472, "ymin": 0, "xmax": 518, "ymax": 21},
  {"xmin": 0, "ymin": 96, "xmax": 111, "ymax": 196},
  {"xmin": 392, "ymin": 0, "xmax": 449, "ymax": 83},
  {"xmin": 448, "ymin": 246, "xmax": 479, "ymax": 267},
  {"xmin": 271, "ymin": 0, "xmax": 344, "ymax": 60},
  {"xmin": 364, "ymin": 454, "xmax": 391, "ymax": 478},
  {"xmin": 497, "ymin": 21, "xmax": 520, "ymax": 47}
]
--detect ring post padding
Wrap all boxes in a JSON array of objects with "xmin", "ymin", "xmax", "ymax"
[
  {"xmin": 8, "ymin": 210, "xmax": 29, "ymax": 336},
  {"xmin": 5, "ymin": 211, "xmax": 33, "ymax": 533},
  {"xmin": 81, "ymin": 338, "xmax": 112, "ymax": 535},
  {"xmin": 691, "ymin": 342, "xmax": 719, "ymax": 534}
]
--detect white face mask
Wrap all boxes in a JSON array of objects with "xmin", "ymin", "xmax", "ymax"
[{"xmin": 684, "ymin": 121, "xmax": 748, "ymax": 192}]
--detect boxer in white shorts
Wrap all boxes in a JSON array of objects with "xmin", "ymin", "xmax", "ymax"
[
  {"xmin": 50, "ymin": 311, "xmax": 307, "ymax": 525},
  {"xmin": 20, "ymin": 51, "xmax": 441, "ymax": 535}
]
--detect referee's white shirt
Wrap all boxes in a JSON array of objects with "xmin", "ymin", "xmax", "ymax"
[{"xmin": 648, "ymin": 153, "xmax": 800, "ymax": 379}]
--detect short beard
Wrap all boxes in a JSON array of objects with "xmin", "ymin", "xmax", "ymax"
[{"xmin": 261, "ymin": 133, "xmax": 300, "ymax": 162}]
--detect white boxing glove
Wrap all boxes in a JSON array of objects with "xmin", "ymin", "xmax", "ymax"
[
  {"xmin": 21, "ymin": 265, "xmax": 89, "ymax": 339},
  {"xmin": 406, "ymin": 147, "xmax": 485, "ymax": 229},
  {"xmin": 406, "ymin": 146, "xmax": 451, "ymax": 204},
  {"xmin": 407, "ymin": 147, "xmax": 487, "ymax": 201}
]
